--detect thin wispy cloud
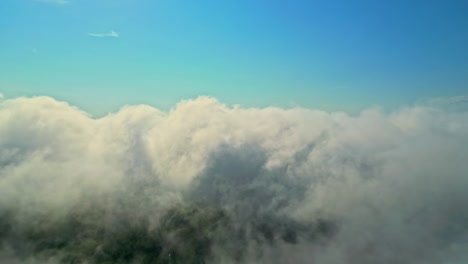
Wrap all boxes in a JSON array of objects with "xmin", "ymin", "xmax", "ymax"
[
  {"xmin": 420, "ymin": 95, "xmax": 468, "ymax": 111},
  {"xmin": 34, "ymin": 0, "xmax": 70, "ymax": 4},
  {"xmin": 428, "ymin": 95, "xmax": 468, "ymax": 105},
  {"xmin": 88, "ymin": 30, "xmax": 119, "ymax": 38}
]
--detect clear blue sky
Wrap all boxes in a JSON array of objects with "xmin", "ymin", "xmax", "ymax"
[{"xmin": 1, "ymin": 0, "xmax": 467, "ymax": 116}]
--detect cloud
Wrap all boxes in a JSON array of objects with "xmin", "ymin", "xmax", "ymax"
[
  {"xmin": 426, "ymin": 95, "xmax": 468, "ymax": 105},
  {"xmin": 420, "ymin": 95, "xmax": 468, "ymax": 112},
  {"xmin": 34, "ymin": 0, "xmax": 70, "ymax": 4},
  {"xmin": 0, "ymin": 95, "xmax": 467, "ymax": 263},
  {"xmin": 87, "ymin": 30, "xmax": 119, "ymax": 38}
]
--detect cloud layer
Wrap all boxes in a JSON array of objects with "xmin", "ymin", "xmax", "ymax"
[{"xmin": 0, "ymin": 95, "xmax": 467, "ymax": 263}]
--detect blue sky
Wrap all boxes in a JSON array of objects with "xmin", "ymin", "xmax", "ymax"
[{"xmin": 0, "ymin": 0, "xmax": 467, "ymax": 116}]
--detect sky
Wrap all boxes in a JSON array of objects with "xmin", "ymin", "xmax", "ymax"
[
  {"xmin": 0, "ymin": 2, "xmax": 468, "ymax": 263},
  {"xmin": 0, "ymin": 0, "xmax": 467, "ymax": 116}
]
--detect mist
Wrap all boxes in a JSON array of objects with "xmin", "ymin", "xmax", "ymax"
[{"xmin": 0, "ymin": 95, "xmax": 467, "ymax": 264}]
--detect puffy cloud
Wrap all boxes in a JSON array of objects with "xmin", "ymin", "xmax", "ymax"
[{"xmin": 0, "ymin": 95, "xmax": 467, "ymax": 263}]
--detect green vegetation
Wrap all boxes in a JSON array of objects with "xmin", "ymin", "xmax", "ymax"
[
  {"xmin": 0, "ymin": 203, "xmax": 229, "ymax": 264},
  {"xmin": 0, "ymin": 199, "xmax": 335, "ymax": 264}
]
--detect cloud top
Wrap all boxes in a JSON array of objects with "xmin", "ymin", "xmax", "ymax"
[{"xmin": 0, "ymin": 95, "xmax": 467, "ymax": 263}]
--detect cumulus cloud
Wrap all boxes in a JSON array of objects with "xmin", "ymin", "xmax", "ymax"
[
  {"xmin": 88, "ymin": 30, "xmax": 119, "ymax": 38},
  {"xmin": 0, "ymin": 95, "xmax": 467, "ymax": 263}
]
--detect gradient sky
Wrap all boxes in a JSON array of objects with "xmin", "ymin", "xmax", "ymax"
[{"xmin": 1, "ymin": 0, "xmax": 467, "ymax": 116}]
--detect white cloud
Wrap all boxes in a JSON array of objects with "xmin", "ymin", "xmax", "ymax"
[
  {"xmin": 34, "ymin": 0, "xmax": 70, "ymax": 4},
  {"xmin": 0, "ymin": 95, "xmax": 467, "ymax": 263},
  {"xmin": 87, "ymin": 30, "xmax": 119, "ymax": 38}
]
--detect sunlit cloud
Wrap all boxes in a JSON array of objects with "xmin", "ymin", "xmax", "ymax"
[{"xmin": 0, "ymin": 95, "xmax": 467, "ymax": 263}]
